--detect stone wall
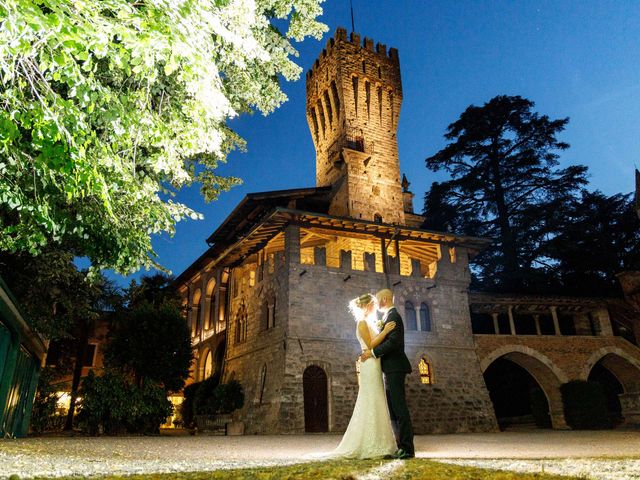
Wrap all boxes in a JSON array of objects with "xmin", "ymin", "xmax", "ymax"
[{"xmin": 278, "ymin": 225, "xmax": 498, "ymax": 434}]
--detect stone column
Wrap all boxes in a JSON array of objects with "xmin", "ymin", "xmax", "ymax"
[
  {"xmin": 551, "ymin": 307, "xmax": 561, "ymax": 336},
  {"xmin": 595, "ymin": 307, "xmax": 614, "ymax": 337},
  {"xmin": 492, "ymin": 313, "xmax": 500, "ymax": 335},
  {"xmin": 285, "ymin": 225, "xmax": 300, "ymax": 267},
  {"xmin": 508, "ymin": 306, "xmax": 516, "ymax": 335},
  {"xmin": 549, "ymin": 406, "xmax": 569, "ymax": 430},
  {"xmin": 534, "ymin": 315, "xmax": 541, "ymax": 336}
]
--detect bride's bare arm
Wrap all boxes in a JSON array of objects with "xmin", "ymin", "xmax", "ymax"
[
  {"xmin": 357, "ymin": 320, "xmax": 396, "ymax": 350},
  {"xmin": 370, "ymin": 321, "xmax": 396, "ymax": 349}
]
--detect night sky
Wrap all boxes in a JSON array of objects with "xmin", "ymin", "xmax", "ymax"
[{"xmin": 108, "ymin": 0, "xmax": 640, "ymax": 286}]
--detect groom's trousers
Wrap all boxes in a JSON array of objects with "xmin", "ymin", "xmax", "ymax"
[{"xmin": 385, "ymin": 372, "xmax": 415, "ymax": 455}]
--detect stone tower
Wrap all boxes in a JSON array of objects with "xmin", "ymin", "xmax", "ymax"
[{"xmin": 306, "ymin": 28, "xmax": 405, "ymax": 225}]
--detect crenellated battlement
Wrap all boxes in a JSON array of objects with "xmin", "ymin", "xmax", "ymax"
[{"xmin": 306, "ymin": 27, "xmax": 400, "ymax": 84}]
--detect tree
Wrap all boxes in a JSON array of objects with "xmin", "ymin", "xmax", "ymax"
[
  {"xmin": 424, "ymin": 95, "xmax": 588, "ymax": 291},
  {"xmin": 105, "ymin": 276, "xmax": 192, "ymax": 392},
  {"xmin": 0, "ymin": 0, "xmax": 326, "ymax": 275},
  {"xmin": 0, "ymin": 249, "xmax": 121, "ymax": 429},
  {"xmin": 544, "ymin": 190, "xmax": 640, "ymax": 296}
]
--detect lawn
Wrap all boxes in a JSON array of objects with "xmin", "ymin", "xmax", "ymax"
[{"xmin": 26, "ymin": 458, "xmax": 584, "ymax": 480}]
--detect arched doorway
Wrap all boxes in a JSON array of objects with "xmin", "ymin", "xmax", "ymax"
[
  {"xmin": 585, "ymin": 351, "xmax": 640, "ymax": 425},
  {"xmin": 588, "ymin": 362, "xmax": 624, "ymax": 426},
  {"xmin": 483, "ymin": 357, "xmax": 551, "ymax": 430},
  {"xmin": 303, "ymin": 365, "xmax": 328, "ymax": 433}
]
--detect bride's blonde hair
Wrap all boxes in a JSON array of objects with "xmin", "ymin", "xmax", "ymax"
[{"xmin": 348, "ymin": 293, "xmax": 375, "ymax": 321}]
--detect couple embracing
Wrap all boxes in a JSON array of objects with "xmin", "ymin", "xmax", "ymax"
[{"xmin": 333, "ymin": 289, "xmax": 415, "ymax": 460}]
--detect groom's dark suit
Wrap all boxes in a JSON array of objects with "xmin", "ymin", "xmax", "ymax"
[{"xmin": 372, "ymin": 306, "xmax": 414, "ymax": 456}]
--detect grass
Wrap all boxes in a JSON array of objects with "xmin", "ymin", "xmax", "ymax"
[{"xmin": 25, "ymin": 459, "xmax": 586, "ymax": 480}]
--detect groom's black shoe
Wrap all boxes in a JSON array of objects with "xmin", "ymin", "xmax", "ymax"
[{"xmin": 393, "ymin": 448, "xmax": 415, "ymax": 460}]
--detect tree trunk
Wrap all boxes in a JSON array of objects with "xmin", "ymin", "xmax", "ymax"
[
  {"xmin": 489, "ymin": 151, "xmax": 520, "ymax": 288},
  {"xmin": 64, "ymin": 320, "xmax": 89, "ymax": 431}
]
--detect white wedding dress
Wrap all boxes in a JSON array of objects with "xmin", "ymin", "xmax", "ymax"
[{"xmin": 332, "ymin": 320, "xmax": 397, "ymax": 459}]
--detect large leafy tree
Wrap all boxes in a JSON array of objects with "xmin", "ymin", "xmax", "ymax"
[
  {"xmin": 0, "ymin": 0, "xmax": 326, "ymax": 274},
  {"xmin": 105, "ymin": 274, "xmax": 191, "ymax": 392},
  {"xmin": 424, "ymin": 95, "xmax": 588, "ymax": 291}
]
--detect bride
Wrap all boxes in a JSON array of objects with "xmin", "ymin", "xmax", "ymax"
[{"xmin": 333, "ymin": 293, "xmax": 398, "ymax": 459}]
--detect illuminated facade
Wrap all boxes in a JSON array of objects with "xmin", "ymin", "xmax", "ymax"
[{"xmin": 176, "ymin": 28, "xmax": 640, "ymax": 434}]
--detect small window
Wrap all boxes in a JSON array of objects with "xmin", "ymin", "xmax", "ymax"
[
  {"xmin": 374, "ymin": 213, "xmax": 382, "ymax": 224},
  {"xmin": 419, "ymin": 303, "xmax": 431, "ymax": 332},
  {"xmin": 405, "ymin": 301, "xmax": 417, "ymax": 330},
  {"xmin": 418, "ymin": 358, "xmax": 433, "ymax": 385}
]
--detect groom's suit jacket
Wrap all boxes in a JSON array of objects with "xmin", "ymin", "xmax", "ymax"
[{"xmin": 372, "ymin": 307, "xmax": 412, "ymax": 374}]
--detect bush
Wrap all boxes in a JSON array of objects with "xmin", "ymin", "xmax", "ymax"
[
  {"xmin": 181, "ymin": 381, "xmax": 201, "ymax": 429},
  {"xmin": 194, "ymin": 373, "xmax": 221, "ymax": 415},
  {"xmin": 186, "ymin": 378, "xmax": 244, "ymax": 421},
  {"xmin": 30, "ymin": 367, "xmax": 62, "ymax": 433},
  {"xmin": 561, "ymin": 380, "xmax": 612, "ymax": 430},
  {"xmin": 217, "ymin": 380, "xmax": 244, "ymax": 414},
  {"xmin": 76, "ymin": 370, "xmax": 172, "ymax": 435}
]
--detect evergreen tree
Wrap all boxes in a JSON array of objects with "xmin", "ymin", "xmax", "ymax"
[
  {"xmin": 424, "ymin": 95, "xmax": 588, "ymax": 291},
  {"xmin": 544, "ymin": 191, "xmax": 640, "ymax": 296}
]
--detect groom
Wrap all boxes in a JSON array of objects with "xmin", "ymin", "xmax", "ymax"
[{"xmin": 361, "ymin": 288, "xmax": 415, "ymax": 459}]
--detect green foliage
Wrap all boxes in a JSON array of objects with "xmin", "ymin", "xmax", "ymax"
[
  {"xmin": 29, "ymin": 367, "xmax": 63, "ymax": 433},
  {"xmin": 180, "ymin": 381, "xmax": 201, "ymax": 429},
  {"xmin": 0, "ymin": 0, "xmax": 326, "ymax": 275},
  {"xmin": 543, "ymin": 190, "xmax": 640, "ymax": 296},
  {"xmin": 424, "ymin": 95, "xmax": 588, "ymax": 292},
  {"xmin": 193, "ymin": 373, "xmax": 221, "ymax": 415},
  {"xmin": 105, "ymin": 302, "xmax": 192, "ymax": 392},
  {"xmin": 561, "ymin": 380, "xmax": 612, "ymax": 430},
  {"xmin": 189, "ymin": 377, "xmax": 244, "ymax": 418},
  {"xmin": 216, "ymin": 379, "xmax": 245, "ymax": 414},
  {"xmin": 77, "ymin": 370, "xmax": 172, "ymax": 435}
]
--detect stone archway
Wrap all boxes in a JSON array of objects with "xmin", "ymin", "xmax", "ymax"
[
  {"xmin": 583, "ymin": 348, "xmax": 640, "ymax": 424},
  {"xmin": 481, "ymin": 345, "xmax": 568, "ymax": 429},
  {"xmin": 303, "ymin": 365, "xmax": 328, "ymax": 433}
]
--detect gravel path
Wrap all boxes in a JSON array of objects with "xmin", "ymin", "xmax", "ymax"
[{"xmin": 0, "ymin": 431, "xmax": 639, "ymax": 479}]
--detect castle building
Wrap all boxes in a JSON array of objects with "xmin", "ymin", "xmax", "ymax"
[{"xmin": 176, "ymin": 28, "xmax": 640, "ymax": 434}]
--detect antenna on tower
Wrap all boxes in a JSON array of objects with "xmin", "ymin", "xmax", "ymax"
[{"xmin": 350, "ymin": 0, "xmax": 356, "ymax": 33}]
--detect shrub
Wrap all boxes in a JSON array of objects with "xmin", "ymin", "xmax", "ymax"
[
  {"xmin": 187, "ymin": 378, "xmax": 244, "ymax": 420},
  {"xmin": 181, "ymin": 381, "xmax": 201, "ymax": 429},
  {"xmin": 217, "ymin": 380, "xmax": 244, "ymax": 414},
  {"xmin": 561, "ymin": 380, "xmax": 612, "ymax": 430},
  {"xmin": 30, "ymin": 367, "xmax": 62, "ymax": 433},
  {"xmin": 194, "ymin": 373, "xmax": 221, "ymax": 415},
  {"xmin": 76, "ymin": 370, "xmax": 172, "ymax": 435}
]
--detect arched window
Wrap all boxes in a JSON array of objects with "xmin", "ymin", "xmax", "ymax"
[
  {"xmin": 405, "ymin": 301, "xmax": 417, "ymax": 330},
  {"xmin": 418, "ymin": 358, "xmax": 433, "ymax": 384},
  {"xmin": 191, "ymin": 289, "xmax": 202, "ymax": 337},
  {"xmin": 202, "ymin": 350, "xmax": 213, "ymax": 380},
  {"xmin": 258, "ymin": 364, "xmax": 267, "ymax": 403},
  {"xmin": 420, "ymin": 303, "xmax": 431, "ymax": 332},
  {"xmin": 218, "ymin": 270, "xmax": 229, "ymax": 332},
  {"xmin": 374, "ymin": 213, "xmax": 383, "ymax": 224},
  {"xmin": 205, "ymin": 277, "xmax": 216, "ymax": 330}
]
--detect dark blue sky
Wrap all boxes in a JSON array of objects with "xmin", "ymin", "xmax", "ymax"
[{"xmin": 111, "ymin": 0, "xmax": 639, "ymax": 286}]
